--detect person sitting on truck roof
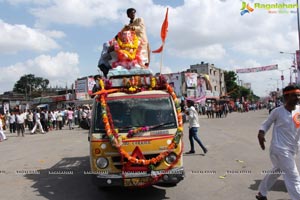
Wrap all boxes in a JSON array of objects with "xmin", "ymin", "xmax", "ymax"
[{"xmin": 97, "ymin": 41, "xmax": 115, "ymax": 78}]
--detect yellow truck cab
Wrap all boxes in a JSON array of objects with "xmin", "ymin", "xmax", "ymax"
[{"xmin": 88, "ymin": 70, "xmax": 184, "ymax": 188}]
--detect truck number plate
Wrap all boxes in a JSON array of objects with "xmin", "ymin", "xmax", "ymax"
[{"xmin": 123, "ymin": 177, "xmax": 153, "ymax": 187}]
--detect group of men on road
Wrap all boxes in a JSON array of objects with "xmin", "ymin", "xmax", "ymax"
[{"xmin": 0, "ymin": 106, "xmax": 91, "ymax": 141}]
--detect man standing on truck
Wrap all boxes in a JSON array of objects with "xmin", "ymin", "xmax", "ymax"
[
  {"xmin": 124, "ymin": 7, "xmax": 150, "ymax": 66},
  {"xmin": 185, "ymin": 100, "xmax": 208, "ymax": 155}
]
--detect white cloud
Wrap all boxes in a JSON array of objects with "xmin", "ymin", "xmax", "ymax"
[
  {"xmin": 0, "ymin": 52, "xmax": 80, "ymax": 93},
  {"xmin": 0, "ymin": 0, "xmax": 299, "ymax": 97},
  {"xmin": 31, "ymin": 0, "xmax": 132, "ymax": 27},
  {"xmin": 0, "ymin": 20, "xmax": 60, "ymax": 54},
  {"xmin": 41, "ymin": 30, "xmax": 65, "ymax": 39},
  {"xmin": 169, "ymin": 44, "xmax": 226, "ymax": 60},
  {"xmin": 7, "ymin": 0, "xmax": 298, "ymax": 61},
  {"xmin": 4, "ymin": 0, "xmax": 51, "ymax": 5}
]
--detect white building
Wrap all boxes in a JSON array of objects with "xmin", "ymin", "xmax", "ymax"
[{"xmin": 190, "ymin": 62, "xmax": 226, "ymax": 97}]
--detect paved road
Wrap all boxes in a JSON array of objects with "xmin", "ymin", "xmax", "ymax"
[{"xmin": 0, "ymin": 110, "xmax": 292, "ymax": 200}]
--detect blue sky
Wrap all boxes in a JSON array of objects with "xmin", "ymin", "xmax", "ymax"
[{"xmin": 0, "ymin": 0, "xmax": 299, "ymax": 97}]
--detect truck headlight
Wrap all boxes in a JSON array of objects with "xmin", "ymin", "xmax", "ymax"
[
  {"xmin": 165, "ymin": 152, "xmax": 177, "ymax": 164},
  {"xmin": 96, "ymin": 157, "xmax": 108, "ymax": 169}
]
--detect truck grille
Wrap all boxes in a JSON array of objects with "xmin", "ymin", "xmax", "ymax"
[{"xmin": 111, "ymin": 154, "xmax": 160, "ymax": 170}]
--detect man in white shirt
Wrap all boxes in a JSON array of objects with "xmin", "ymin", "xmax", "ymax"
[
  {"xmin": 256, "ymin": 85, "xmax": 300, "ymax": 200},
  {"xmin": 184, "ymin": 100, "xmax": 207, "ymax": 154},
  {"xmin": 31, "ymin": 110, "xmax": 44, "ymax": 134},
  {"xmin": 125, "ymin": 8, "xmax": 150, "ymax": 66},
  {"xmin": 16, "ymin": 111, "xmax": 25, "ymax": 137}
]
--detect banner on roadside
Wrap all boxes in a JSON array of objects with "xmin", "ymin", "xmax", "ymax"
[{"xmin": 236, "ymin": 64, "xmax": 278, "ymax": 73}]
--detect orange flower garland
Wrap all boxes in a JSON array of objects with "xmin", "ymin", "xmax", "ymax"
[
  {"xmin": 96, "ymin": 77, "xmax": 184, "ymax": 187},
  {"xmin": 116, "ymin": 31, "xmax": 139, "ymax": 60},
  {"xmin": 97, "ymin": 77, "xmax": 183, "ymax": 168},
  {"xmin": 97, "ymin": 77, "xmax": 183, "ymax": 183}
]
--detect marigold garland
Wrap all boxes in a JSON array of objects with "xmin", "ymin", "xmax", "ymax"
[
  {"xmin": 117, "ymin": 31, "xmax": 139, "ymax": 49},
  {"xmin": 96, "ymin": 77, "xmax": 183, "ymax": 186},
  {"xmin": 127, "ymin": 126, "xmax": 150, "ymax": 138},
  {"xmin": 99, "ymin": 84, "xmax": 182, "ymax": 165},
  {"xmin": 150, "ymin": 77, "xmax": 156, "ymax": 89},
  {"xmin": 116, "ymin": 31, "xmax": 139, "ymax": 60}
]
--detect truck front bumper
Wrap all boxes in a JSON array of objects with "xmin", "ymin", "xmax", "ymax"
[{"xmin": 91, "ymin": 167, "xmax": 185, "ymax": 187}]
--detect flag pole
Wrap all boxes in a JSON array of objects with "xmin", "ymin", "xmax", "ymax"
[
  {"xmin": 153, "ymin": 7, "xmax": 168, "ymax": 75},
  {"xmin": 160, "ymin": 43, "xmax": 164, "ymax": 75}
]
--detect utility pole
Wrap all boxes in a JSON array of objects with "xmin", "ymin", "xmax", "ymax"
[
  {"xmin": 280, "ymin": 51, "xmax": 297, "ymax": 84},
  {"xmin": 280, "ymin": 70, "xmax": 284, "ymax": 89},
  {"xmin": 297, "ymin": 0, "xmax": 300, "ymax": 49},
  {"xmin": 296, "ymin": 0, "xmax": 300, "ymax": 84}
]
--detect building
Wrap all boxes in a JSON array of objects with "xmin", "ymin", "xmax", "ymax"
[
  {"xmin": 160, "ymin": 72, "xmax": 184, "ymax": 98},
  {"xmin": 0, "ymin": 91, "xmax": 28, "ymax": 113},
  {"xmin": 75, "ymin": 76, "xmax": 95, "ymax": 101},
  {"xmin": 190, "ymin": 62, "xmax": 226, "ymax": 97}
]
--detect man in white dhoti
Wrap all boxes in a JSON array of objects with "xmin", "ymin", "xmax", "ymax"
[{"xmin": 256, "ymin": 85, "xmax": 300, "ymax": 200}]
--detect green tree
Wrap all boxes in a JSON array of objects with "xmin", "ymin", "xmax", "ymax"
[
  {"xmin": 224, "ymin": 71, "xmax": 239, "ymax": 100},
  {"xmin": 224, "ymin": 71, "xmax": 260, "ymax": 102},
  {"xmin": 13, "ymin": 74, "xmax": 49, "ymax": 98},
  {"xmin": 239, "ymin": 86, "xmax": 250, "ymax": 100}
]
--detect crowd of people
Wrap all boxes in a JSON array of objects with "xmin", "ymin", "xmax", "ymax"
[
  {"xmin": 181, "ymin": 99, "xmax": 267, "ymax": 121},
  {"xmin": 195, "ymin": 102, "xmax": 230, "ymax": 118},
  {"xmin": 0, "ymin": 105, "xmax": 92, "ymax": 142}
]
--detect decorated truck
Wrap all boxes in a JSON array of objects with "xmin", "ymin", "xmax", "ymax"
[
  {"xmin": 84, "ymin": 8, "xmax": 184, "ymax": 188},
  {"xmin": 88, "ymin": 69, "xmax": 184, "ymax": 188}
]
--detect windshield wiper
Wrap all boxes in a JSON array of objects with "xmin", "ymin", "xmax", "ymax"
[
  {"xmin": 116, "ymin": 126, "xmax": 133, "ymax": 131},
  {"xmin": 149, "ymin": 122, "xmax": 176, "ymax": 130},
  {"xmin": 101, "ymin": 122, "xmax": 176, "ymax": 133},
  {"xmin": 115, "ymin": 122, "xmax": 176, "ymax": 131}
]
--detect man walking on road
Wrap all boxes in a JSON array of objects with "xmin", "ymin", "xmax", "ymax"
[
  {"xmin": 185, "ymin": 100, "xmax": 207, "ymax": 155},
  {"xmin": 256, "ymin": 85, "xmax": 300, "ymax": 200},
  {"xmin": 31, "ymin": 109, "xmax": 44, "ymax": 134}
]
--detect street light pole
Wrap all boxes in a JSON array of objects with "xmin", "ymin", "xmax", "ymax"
[
  {"xmin": 290, "ymin": 68, "xmax": 293, "ymax": 85},
  {"xmin": 280, "ymin": 70, "xmax": 285, "ymax": 89},
  {"xmin": 297, "ymin": 0, "xmax": 300, "ymax": 49},
  {"xmin": 280, "ymin": 51, "xmax": 297, "ymax": 84},
  {"xmin": 270, "ymin": 78, "xmax": 279, "ymax": 91}
]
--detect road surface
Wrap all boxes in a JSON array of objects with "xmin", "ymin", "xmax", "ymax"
[{"xmin": 0, "ymin": 109, "xmax": 292, "ymax": 200}]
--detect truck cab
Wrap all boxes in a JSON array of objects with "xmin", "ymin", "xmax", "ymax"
[{"xmin": 88, "ymin": 70, "xmax": 184, "ymax": 188}]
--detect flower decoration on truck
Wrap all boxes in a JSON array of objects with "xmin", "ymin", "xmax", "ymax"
[
  {"xmin": 95, "ymin": 76, "xmax": 183, "ymax": 186},
  {"xmin": 127, "ymin": 126, "xmax": 150, "ymax": 138},
  {"xmin": 96, "ymin": 77, "xmax": 183, "ymax": 153}
]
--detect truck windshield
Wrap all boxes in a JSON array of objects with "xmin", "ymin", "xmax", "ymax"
[{"xmin": 93, "ymin": 96, "xmax": 177, "ymax": 133}]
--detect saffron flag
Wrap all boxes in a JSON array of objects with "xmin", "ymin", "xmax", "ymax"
[
  {"xmin": 161, "ymin": 8, "xmax": 169, "ymax": 43},
  {"xmin": 152, "ymin": 45, "xmax": 163, "ymax": 53},
  {"xmin": 152, "ymin": 8, "xmax": 169, "ymax": 53}
]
